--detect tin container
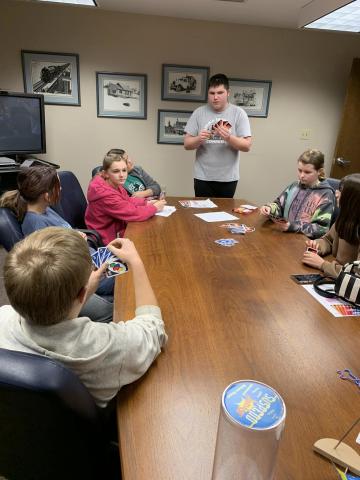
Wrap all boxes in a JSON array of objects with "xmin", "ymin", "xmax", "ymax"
[{"xmin": 211, "ymin": 380, "xmax": 286, "ymax": 480}]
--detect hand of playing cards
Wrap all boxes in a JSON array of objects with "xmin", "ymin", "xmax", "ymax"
[{"xmin": 91, "ymin": 246, "xmax": 128, "ymax": 278}]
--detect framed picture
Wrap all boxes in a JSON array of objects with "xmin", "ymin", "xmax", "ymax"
[
  {"xmin": 21, "ymin": 50, "xmax": 80, "ymax": 106},
  {"xmin": 228, "ymin": 78, "xmax": 272, "ymax": 117},
  {"xmin": 157, "ymin": 109, "xmax": 192, "ymax": 145},
  {"xmin": 161, "ymin": 64, "xmax": 209, "ymax": 102},
  {"xmin": 96, "ymin": 72, "xmax": 147, "ymax": 119}
]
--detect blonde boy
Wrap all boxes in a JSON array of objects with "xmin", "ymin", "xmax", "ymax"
[{"xmin": 0, "ymin": 227, "xmax": 167, "ymax": 408}]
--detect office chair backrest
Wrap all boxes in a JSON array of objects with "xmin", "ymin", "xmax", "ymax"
[
  {"xmin": 0, "ymin": 207, "xmax": 23, "ymax": 252},
  {"xmin": 52, "ymin": 171, "xmax": 88, "ymax": 229},
  {"xmin": 92, "ymin": 165, "xmax": 102, "ymax": 177},
  {"xmin": 0, "ymin": 348, "xmax": 107, "ymax": 480}
]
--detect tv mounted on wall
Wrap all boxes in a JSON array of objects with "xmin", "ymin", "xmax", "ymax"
[{"xmin": 0, "ymin": 91, "xmax": 46, "ymax": 157}]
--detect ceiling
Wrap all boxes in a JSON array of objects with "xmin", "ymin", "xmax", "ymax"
[{"xmin": 89, "ymin": 0, "xmax": 312, "ymax": 30}]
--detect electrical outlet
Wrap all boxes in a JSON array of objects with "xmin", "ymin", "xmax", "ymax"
[{"xmin": 300, "ymin": 129, "xmax": 311, "ymax": 140}]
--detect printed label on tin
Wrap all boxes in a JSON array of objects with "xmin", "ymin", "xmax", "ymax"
[{"xmin": 224, "ymin": 381, "xmax": 284, "ymax": 430}]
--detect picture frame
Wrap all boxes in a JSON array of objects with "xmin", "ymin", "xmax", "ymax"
[
  {"xmin": 96, "ymin": 72, "xmax": 147, "ymax": 119},
  {"xmin": 228, "ymin": 78, "xmax": 272, "ymax": 117},
  {"xmin": 161, "ymin": 64, "xmax": 209, "ymax": 102},
  {"xmin": 157, "ymin": 109, "xmax": 192, "ymax": 145},
  {"xmin": 21, "ymin": 50, "xmax": 80, "ymax": 106}
]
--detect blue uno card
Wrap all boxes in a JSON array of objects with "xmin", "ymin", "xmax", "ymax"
[{"xmin": 91, "ymin": 250, "xmax": 100, "ymax": 268}]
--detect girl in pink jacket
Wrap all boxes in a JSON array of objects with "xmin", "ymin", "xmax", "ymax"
[{"xmin": 85, "ymin": 153, "xmax": 166, "ymax": 244}]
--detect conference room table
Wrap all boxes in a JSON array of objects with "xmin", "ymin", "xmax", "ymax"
[{"xmin": 114, "ymin": 197, "xmax": 359, "ymax": 480}]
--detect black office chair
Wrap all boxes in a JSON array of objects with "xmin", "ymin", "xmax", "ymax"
[
  {"xmin": 52, "ymin": 171, "xmax": 89, "ymax": 229},
  {"xmin": 0, "ymin": 207, "xmax": 23, "ymax": 251},
  {"xmin": 92, "ymin": 165, "xmax": 102, "ymax": 177},
  {"xmin": 52, "ymin": 170, "xmax": 103, "ymax": 247},
  {"xmin": 0, "ymin": 348, "xmax": 119, "ymax": 480}
]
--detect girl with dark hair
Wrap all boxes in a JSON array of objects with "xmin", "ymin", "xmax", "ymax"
[
  {"xmin": 302, "ymin": 173, "xmax": 360, "ymax": 277},
  {"xmin": 0, "ymin": 166, "xmax": 61, "ymax": 224},
  {"xmin": 86, "ymin": 153, "xmax": 166, "ymax": 245},
  {"xmin": 0, "ymin": 166, "xmax": 115, "ymax": 307},
  {"xmin": 260, "ymin": 149, "xmax": 335, "ymax": 239}
]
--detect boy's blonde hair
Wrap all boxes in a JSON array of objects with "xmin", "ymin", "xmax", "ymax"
[{"xmin": 4, "ymin": 227, "xmax": 92, "ymax": 326}]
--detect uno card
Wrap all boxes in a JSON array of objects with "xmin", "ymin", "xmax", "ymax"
[
  {"xmin": 98, "ymin": 247, "xmax": 111, "ymax": 265},
  {"xmin": 215, "ymin": 238, "xmax": 239, "ymax": 247},
  {"xmin": 220, "ymin": 223, "xmax": 241, "ymax": 228},
  {"xmin": 106, "ymin": 258, "xmax": 128, "ymax": 277},
  {"xmin": 229, "ymin": 226, "xmax": 246, "ymax": 234},
  {"xmin": 91, "ymin": 250, "xmax": 100, "ymax": 268}
]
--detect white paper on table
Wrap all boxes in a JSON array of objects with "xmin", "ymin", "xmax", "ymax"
[
  {"xmin": 240, "ymin": 204, "xmax": 257, "ymax": 210},
  {"xmin": 179, "ymin": 199, "xmax": 217, "ymax": 208},
  {"xmin": 155, "ymin": 206, "xmax": 176, "ymax": 217},
  {"xmin": 302, "ymin": 284, "xmax": 360, "ymax": 317},
  {"xmin": 194, "ymin": 211, "xmax": 239, "ymax": 222}
]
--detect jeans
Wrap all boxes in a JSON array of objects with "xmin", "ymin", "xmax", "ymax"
[{"xmin": 80, "ymin": 294, "xmax": 113, "ymax": 323}]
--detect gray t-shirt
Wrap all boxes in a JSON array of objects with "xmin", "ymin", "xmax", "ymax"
[{"xmin": 185, "ymin": 103, "xmax": 251, "ymax": 182}]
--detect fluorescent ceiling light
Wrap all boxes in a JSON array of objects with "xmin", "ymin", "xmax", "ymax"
[
  {"xmin": 299, "ymin": 0, "xmax": 360, "ymax": 33},
  {"xmin": 36, "ymin": 0, "xmax": 97, "ymax": 6}
]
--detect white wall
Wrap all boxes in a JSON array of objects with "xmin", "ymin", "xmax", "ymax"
[{"xmin": 1, "ymin": 0, "xmax": 359, "ymax": 204}]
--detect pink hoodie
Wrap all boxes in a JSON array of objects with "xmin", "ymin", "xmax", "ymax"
[{"xmin": 85, "ymin": 175, "xmax": 157, "ymax": 244}]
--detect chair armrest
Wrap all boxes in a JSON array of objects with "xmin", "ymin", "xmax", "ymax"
[{"xmin": 76, "ymin": 229, "xmax": 104, "ymax": 249}]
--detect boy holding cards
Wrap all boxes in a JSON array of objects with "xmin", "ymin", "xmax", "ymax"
[{"xmin": 0, "ymin": 227, "xmax": 167, "ymax": 408}]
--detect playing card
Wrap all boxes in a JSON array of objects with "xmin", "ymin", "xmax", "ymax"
[
  {"xmin": 229, "ymin": 227, "xmax": 246, "ymax": 234},
  {"xmin": 220, "ymin": 223, "xmax": 241, "ymax": 228},
  {"xmin": 91, "ymin": 250, "xmax": 100, "ymax": 268},
  {"xmin": 215, "ymin": 238, "xmax": 239, "ymax": 247},
  {"xmin": 106, "ymin": 259, "xmax": 129, "ymax": 277},
  {"xmin": 97, "ymin": 247, "xmax": 112, "ymax": 264}
]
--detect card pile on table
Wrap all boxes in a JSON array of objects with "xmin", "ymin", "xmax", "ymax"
[
  {"xmin": 91, "ymin": 247, "xmax": 128, "ymax": 278},
  {"xmin": 214, "ymin": 238, "xmax": 239, "ymax": 247}
]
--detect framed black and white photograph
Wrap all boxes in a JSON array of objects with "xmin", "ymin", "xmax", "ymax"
[
  {"xmin": 229, "ymin": 78, "xmax": 272, "ymax": 117},
  {"xmin": 161, "ymin": 64, "xmax": 209, "ymax": 102},
  {"xmin": 21, "ymin": 50, "xmax": 80, "ymax": 106},
  {"xmin": 157, "ymin": 109, "xmax": 192, "ymax": 145},
  {"xmin": 96, "ymin": 72, "xmax": 147, "ymax": 119}
]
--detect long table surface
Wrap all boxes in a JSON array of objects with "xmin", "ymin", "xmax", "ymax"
[{"xmin": 114, "ymin": 197, "xmax": 359, "ymax": 480}]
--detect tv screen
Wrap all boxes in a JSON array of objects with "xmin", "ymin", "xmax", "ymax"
[{"xmin": 0, "ymin": 91, "xmax": 46, "ymax": 156}]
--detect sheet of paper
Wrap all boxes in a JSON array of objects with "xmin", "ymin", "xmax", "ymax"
[
  {"xmin": 302, "ymin": 284, "xmax": 360, "ymax": 317},
  {"xmin": 240, "ymin": 204, "xmax": 257, "ymax": 210},
  {"xmin": 179, "ymin": 199, "xmax": 217, "ymax": 208},
  {"xmin": 194, "ymin": 211, "xmax": 239, "ymax": 223},
  {"xmin": 155, "ymin": 206, "xmax": 176, "ymax": 217}
]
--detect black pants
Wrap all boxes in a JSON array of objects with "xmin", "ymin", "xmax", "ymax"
[{"xmin": 194, "ymin": 179, "xmax": 238, "ymax": 198}]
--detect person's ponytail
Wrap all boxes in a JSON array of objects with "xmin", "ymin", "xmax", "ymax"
[{"xmin": 0, "ymin": 189, "xmax": 28, "ymax": 221}]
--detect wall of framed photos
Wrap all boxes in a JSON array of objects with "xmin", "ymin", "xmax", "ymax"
[{"xmin": 0, "ymin": 0, "xmax": 359, "ymax": 203}]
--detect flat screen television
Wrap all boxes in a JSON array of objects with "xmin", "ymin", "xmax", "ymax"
[{"xmin": 0, "ymin": 91, "xmax": 46, "ymax": 156}]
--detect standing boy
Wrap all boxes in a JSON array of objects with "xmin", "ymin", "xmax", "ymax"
[{"xmin": 184, "ymin": 73, "xmax": 252, "ymax": 198}]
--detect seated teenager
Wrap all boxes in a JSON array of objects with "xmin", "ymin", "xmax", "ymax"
[
  {"xmin": 302, "ymin": 173, "xmax": 360, "ymax": 278},
  {"xmin": 0, "ymin": 165, "xmax": 114, "ymax": 312},
  {"xmin": 259, "ymin": 149, "xmax": 335, "ymax": 239},
  {"xmin": 86, "ymin": 153, "xmax": 166, "ymax": 245},
  {"xmin": 107, "ymin": 148, "xmax": 161, "ymax": 198},
  {"xmin": 0, "ymin": 227, "xmax": 167, "ymax": 408}
]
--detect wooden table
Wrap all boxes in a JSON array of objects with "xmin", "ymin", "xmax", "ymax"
[{"xmin": 115, "ymin": 198, "xmax": 360, "ymax": 480}]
